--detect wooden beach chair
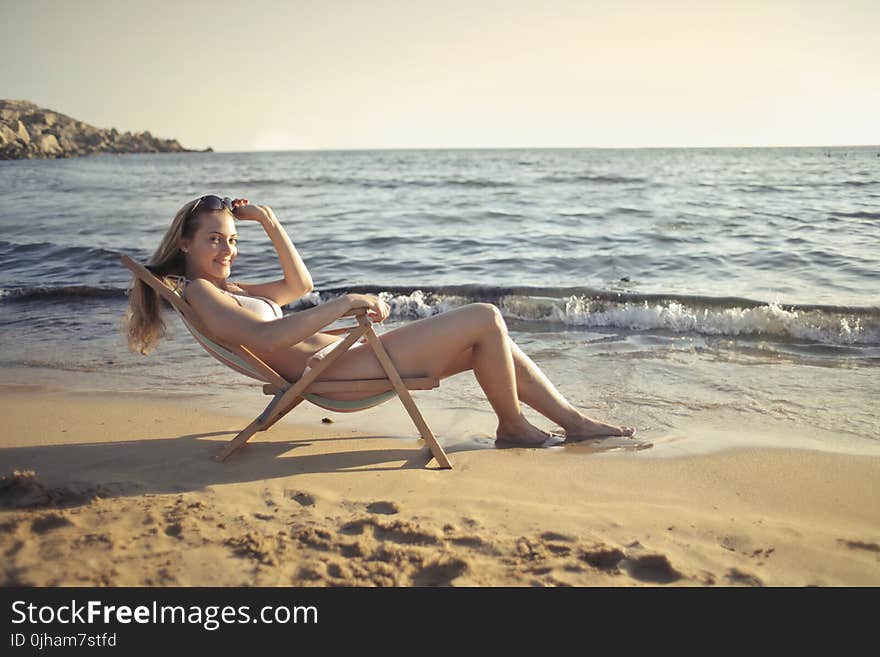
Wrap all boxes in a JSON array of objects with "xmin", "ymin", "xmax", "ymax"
[{"xmin": 120, "ymin": 255, "xmax": 452, "ymax": 469}]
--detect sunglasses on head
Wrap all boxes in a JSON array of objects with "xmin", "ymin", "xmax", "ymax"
[{"xmin": 188, "ymin": 195, "xmax": 234, "ymax": 219}]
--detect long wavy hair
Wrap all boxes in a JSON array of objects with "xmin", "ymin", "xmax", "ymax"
[{"xmin": 125, "ymin": 198, "xmax": 215, "ymax": 355}]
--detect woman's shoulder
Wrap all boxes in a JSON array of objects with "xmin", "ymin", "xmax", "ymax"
[
  {"xmin": 179, "ymin": 277, "xmax": 229, "ymax": 304},
  {"xmin": 225, "ymin": 281, "xmax": 249, "ymax": 295},
  {"xmin": 172, "ymin": 278, "xmax": 263, "ymax": 314}
]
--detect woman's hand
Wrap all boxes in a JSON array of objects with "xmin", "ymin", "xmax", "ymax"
[
  {"xmin": 230, "ymin": 198, "xmax": 274, "ymax": 224},
  {"xmin": 344, "ymin": 293, "xmax": 391, "ymax": 323}
]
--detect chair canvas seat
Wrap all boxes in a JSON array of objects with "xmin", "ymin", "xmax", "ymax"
[
  {"xmin": 120, "ymin": 254, "xmax": 451, "ymax": 468},
  {"xmin": 178, "ymin": 311, "xmax": 396, "ymax": 412}
]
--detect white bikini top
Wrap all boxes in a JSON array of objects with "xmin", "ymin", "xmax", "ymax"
[
  {"xmin": 220, "ymin": 289, "xmax": 283, "ymax": 321},
  {"xmin": 166, "ymin": 276, "xmax": 283, "ymax": 322}
]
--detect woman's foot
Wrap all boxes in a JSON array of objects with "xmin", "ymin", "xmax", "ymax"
[
  {"xmin": 496, "ymin": 417, "xmax": 561, "ymax": 445},
  {"xmin": 562, "ymin": 414, "xmax": 636, "ymax": 441}
]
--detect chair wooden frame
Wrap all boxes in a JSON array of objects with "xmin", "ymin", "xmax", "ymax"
[{"xmin": 121, "ymin": 255, "xmax": 452, "ymax": 469}]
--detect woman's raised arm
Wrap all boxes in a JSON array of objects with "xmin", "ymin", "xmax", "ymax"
[{"xmin": 232, "ymin": 202, "xmax": 314, "ymax": 306}]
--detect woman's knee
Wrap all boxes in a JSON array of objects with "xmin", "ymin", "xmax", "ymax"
[{"xmin": 471, "ymin": 302, "xmax": 508, "ymax": 333}]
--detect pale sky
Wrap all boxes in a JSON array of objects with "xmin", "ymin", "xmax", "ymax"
[{"xmin": 1, "ymin": 0, "xmax": 878, "ymax": 150}]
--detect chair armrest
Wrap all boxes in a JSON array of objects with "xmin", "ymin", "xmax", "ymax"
[
  {"xmin": 324, "ymin": 324, "xmax": 369, "ymax": 344},
  {"xmin": 301, "ymin": 306, "xmax": 370, "ymax": 335},
  {"xmin": 330, "ymin": 308, "xmax": 370, "ymax": 338},
  {"xmin": 323, "ymin": 324, "xmax": 359, "ymax": 335}
]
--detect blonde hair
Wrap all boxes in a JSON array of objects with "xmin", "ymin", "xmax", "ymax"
[{"xmin": 124, "ymin": 198, "xmax": 212, "ymax": 355}]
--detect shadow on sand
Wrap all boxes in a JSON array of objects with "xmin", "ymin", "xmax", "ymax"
[
  {"xmin": 0, "ymin": 427, "xmax": 651, "ymax": 508},
  {"xmin": 0, "ymin": 430, "xmax": 446, "ymax": 505}
]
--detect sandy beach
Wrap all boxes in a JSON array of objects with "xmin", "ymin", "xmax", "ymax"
[{"xmin": 1, "ymin": 386, "xmax": 878, "ymax": 587}]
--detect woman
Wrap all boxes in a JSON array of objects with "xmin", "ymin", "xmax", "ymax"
[{"xmin": 127, "ymin": 195, "xmax": 635, "ymax": 445}]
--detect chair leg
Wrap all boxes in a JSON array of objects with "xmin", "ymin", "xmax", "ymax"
[
  {"xmin": 260, "ymin": 396, "xmax": 305, "ymax": 431},
  {"xmin": 360, "ymin": 322, "xmax": 453, "ymax": 469},
  {"xmin": 212, "ymin": 332, "xmax": 369, "ymax": 463},
  {"xmin": 399, "ymin": 394, "xmax": 453, "ymax": 469},
  {"xmin": 213, "ymin": 394, "xmax": 305, "ymax": 462},
  {"xmin": 213, "ymin": 417, "xmax": 263, "ymax": 462}
]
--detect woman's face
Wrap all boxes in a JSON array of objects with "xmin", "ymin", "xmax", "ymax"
[{"xmin": 181, "ymin": 212, "xmax": 237, "ymax": 283}]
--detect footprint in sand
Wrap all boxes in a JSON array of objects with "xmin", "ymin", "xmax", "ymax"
[
  {"xmin": 726, "ymin": 568, "xmax": 763, "ymax": 587},
  {"xmin": 622, "ymin": 553, "xmax": 682, "ymax": 583},
  {"xmin": 31, "ymin": 513, "xmax": 74, "ymax": 534},
  {"xmin": 411, "ymin": 558, "xmax": 469, "ymax": 586},
  {"xmin": 449, "ymin": 534, "xmax": 501, "ymax": 556},
  {"xmin": 366, "ymin": 501, "xmax": 400, "ymax": 515},
  {"xmin": 287, "ymin": 491, "xmax": 315, "ymax": 507},
  {"xmin": 580, "ymin": 546, "xmax": 626, "ymax": 571}
]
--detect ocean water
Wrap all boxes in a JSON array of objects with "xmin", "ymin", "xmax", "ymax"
[{"xmin": 1, "ymin": 147, "xmax": 878, "ymax": 455}]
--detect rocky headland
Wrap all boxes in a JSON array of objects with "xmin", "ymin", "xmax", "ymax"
[{"xmin": 0, "ymin": 99, "xmax": 212, "ymax": 160}]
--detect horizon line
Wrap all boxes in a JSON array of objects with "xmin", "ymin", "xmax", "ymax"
[{"xmin": 211, "ymin": 143, "xmax": 880, "ymax": 154}]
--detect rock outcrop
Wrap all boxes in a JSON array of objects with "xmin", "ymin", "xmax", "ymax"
[{"xmin": 0, "ymin": 99, "xmax": 212, "ymax": 159}]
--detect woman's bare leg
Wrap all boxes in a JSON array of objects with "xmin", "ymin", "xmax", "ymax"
[
  {"xmin": 438, "ymin": 337, "xmax": 636, "ymax": 440},
  {"xmin": 467, "ymin": 311, "xmax": 554, "ymax": 444},
  {"xmin": 311, "ymin": 303, "xmax": 556, "ymax": 444}
]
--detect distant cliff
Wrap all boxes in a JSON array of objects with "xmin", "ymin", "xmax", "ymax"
[{"xmin": 0, "ymin": 99, "xmax": 212, "ymax": 160}]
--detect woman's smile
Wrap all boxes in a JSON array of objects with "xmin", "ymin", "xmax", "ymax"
[{"xmin": 180, "ymin": 212, "xmax": 239, "ymax": 283}]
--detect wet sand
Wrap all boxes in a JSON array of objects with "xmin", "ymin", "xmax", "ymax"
[{"xmin": 1, "ymin": 388, "xmax": 879, "ymax": 586}]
